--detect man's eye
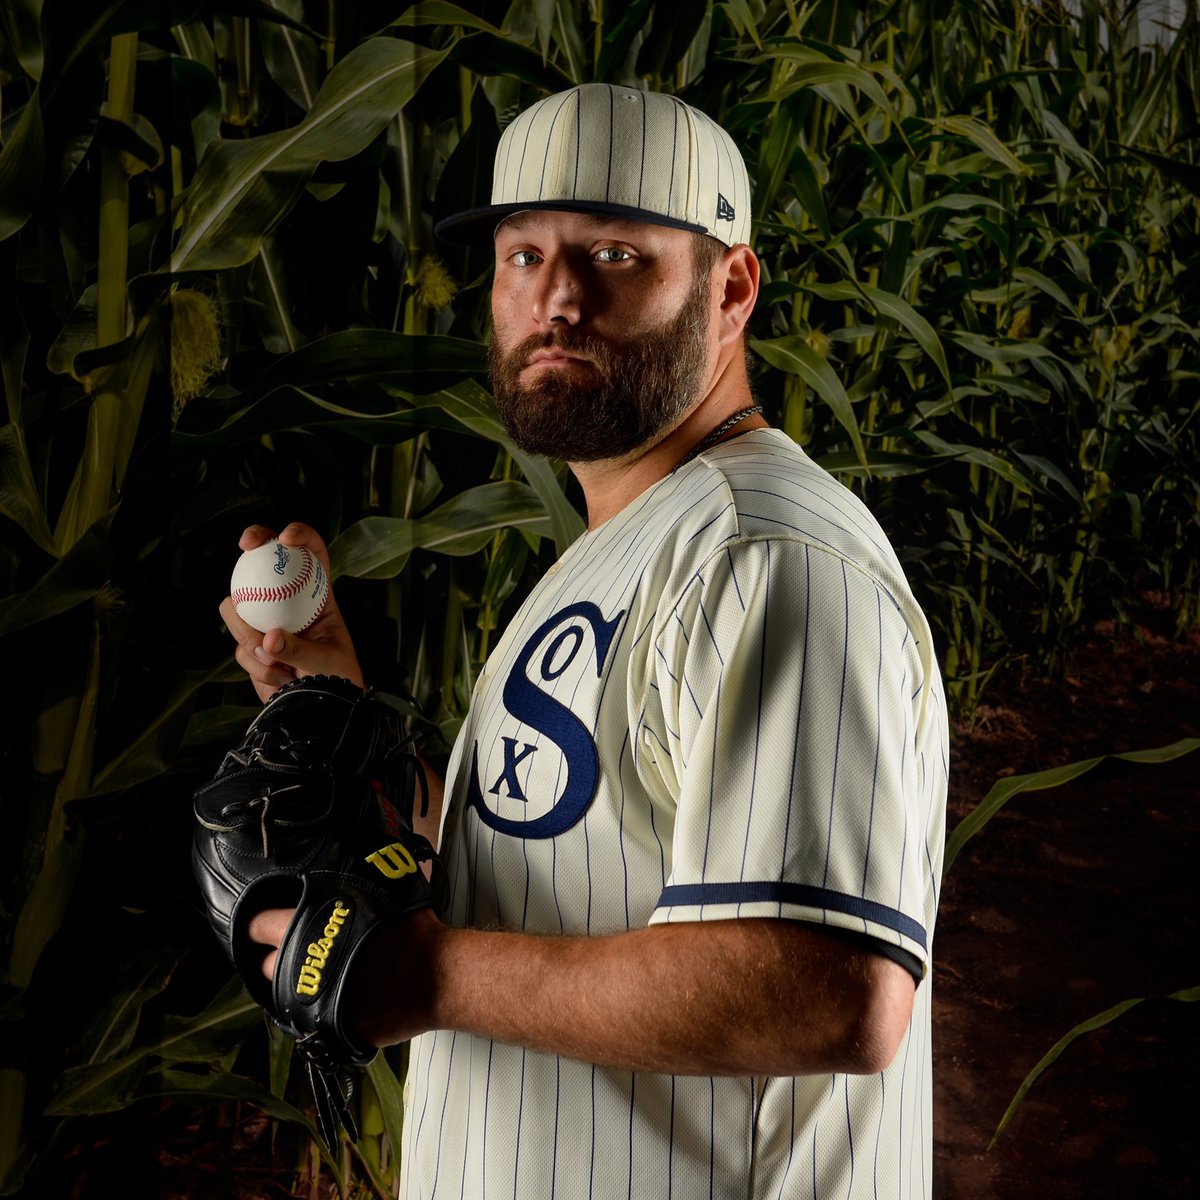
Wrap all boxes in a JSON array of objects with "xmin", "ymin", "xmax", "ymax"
[
  {"xmin": 511, "ymin": 250, "xmax": 541, "ymax": 267},
  {"xmin": 595, "ymin": 247, "xmax": 631, "ymax": 263}
]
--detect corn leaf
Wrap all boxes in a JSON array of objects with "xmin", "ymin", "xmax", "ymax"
[
  {"xmin": 330, "ymin": 481, "xmax": 556, "ymax": 580},
  {"xmin": 801, "ymin": 280, "xmax": 952, "ymax": 392},
  {"xmin": 88, "ymin": 657, "xmax": 251, "ymax": 797},
  {"xmin": 45, "ymin": 975, "xmax": 260, "ymax": 1116},
  {"xmin": 390, "ymin": 0, "xmax": 507, "ymax": 35},
  {"xmin": 413, "ymin": 381, "xmax": 585, "ymax": 554},
  {"xmin": 990, "ymin": 986, "xmax": 1200, "ymax": 1148},
  {"xmin": 257, "ymin": 0, "xmax": 320, "ymax": 112},
  {"xmin": 171, "ymin": 38, "xmax": 448, "ymax": 272},
  {"xmin": 944, "ymin": 737, "xmax": 1200, "ymax": 877},
  {"xmin": 0, "ymin": 423, "xmax": 56, "ymax": 555},
  {"xmin": 1, "ymin": 0, "xmax": 44, "ymax": 80},
  {"xmin": 154, "ymin": 1067, "xmax": 346, "ymax": 1193},
  {"xmin": 0, "ymin": 97, "xmax": 44, "ymax": 241},
  {"xmin": 366, "ymin": 1054, "xmax": 408, "ymax": 1170},
  {"xmin": 750, "ymin": 336, "xmax": 867, "ymax": 468},
  {"xmin": 930, "ymin": 114, "xmax": 1029, "ymax": 176},
  {"xmin": 0, "ymin": 510, "xmax": 114, "ymax": 636}
]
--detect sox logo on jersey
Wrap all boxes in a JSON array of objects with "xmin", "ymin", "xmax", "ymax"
[{"xmin": 465, "ymin": 601, "xmax": 626, "ymax": 840}]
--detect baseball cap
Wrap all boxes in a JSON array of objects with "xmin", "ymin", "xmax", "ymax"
[{"xmin": 435, "ymin": 83, "xmax": 752, "ymax": 248}]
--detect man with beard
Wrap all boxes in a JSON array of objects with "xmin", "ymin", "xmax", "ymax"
[{"xmin": 224, "ymin": 84, "xmax": 948, "ymax": 1199}]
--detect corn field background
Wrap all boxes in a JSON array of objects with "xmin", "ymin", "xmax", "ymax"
[{"xmin": 0, "ymin": 0, "xmax": 1197, "ymax": 1196}]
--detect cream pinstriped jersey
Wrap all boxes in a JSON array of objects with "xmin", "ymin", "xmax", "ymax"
[{"xmin": 402, "ymin": 428, "xmax": 948, "ymax": 1199}]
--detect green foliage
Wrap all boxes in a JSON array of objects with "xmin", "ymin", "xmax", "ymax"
[{"xmin": 0, "ymin": 0, "xmax": 1196, "ymax": 1194}]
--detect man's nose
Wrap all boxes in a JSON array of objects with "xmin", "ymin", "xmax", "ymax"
[{"xmin": 531, "ymin": 255, "xmax": 583, "ymax": 326}]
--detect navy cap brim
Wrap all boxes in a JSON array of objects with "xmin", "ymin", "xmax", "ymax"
[{"xmin": 434, "ymin": 199, "xmax": 710, "ymax": 246}]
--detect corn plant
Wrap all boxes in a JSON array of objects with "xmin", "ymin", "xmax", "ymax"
[
  {"xmin": 1, "ymin": 0, "xmax": 1195, "ymax": 1195},
  {"xmin": 941, "ymin": 733, "xmax": 1200, "ymax": 1146}
]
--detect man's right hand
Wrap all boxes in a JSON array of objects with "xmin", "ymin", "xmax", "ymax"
[{"xmin": 220, "ymin": 522, "xmax": 365, "ymax": 703}]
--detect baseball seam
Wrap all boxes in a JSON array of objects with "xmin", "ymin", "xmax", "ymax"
[{"xmin": 232, "ymin": 550, "xmax": 314, "ymax": 606}]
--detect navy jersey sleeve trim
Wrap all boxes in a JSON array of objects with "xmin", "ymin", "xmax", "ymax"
[
  {"xmin": 656, "ymin": 881, "xmax": 927, "ymax": 950},
  {"xmin": 791, "ymin": 920, "xmax": 925, "ymax": 985}
]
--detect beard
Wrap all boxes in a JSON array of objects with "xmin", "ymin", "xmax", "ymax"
[{"xmin": 488, "ymin": 273, "xmax": 712, "ymax": 463}]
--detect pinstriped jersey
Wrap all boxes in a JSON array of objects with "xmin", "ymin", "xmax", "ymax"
[{"xmin": 402, "ymin": 428, "xmax": 948, "ymax": 1199}]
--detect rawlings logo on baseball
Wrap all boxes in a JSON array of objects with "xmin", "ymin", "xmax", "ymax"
[{"xmin": 230, "ymin": 538, "xmax": 329, "ymax": 634}]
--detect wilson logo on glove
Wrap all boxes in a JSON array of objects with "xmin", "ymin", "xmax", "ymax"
[
  {"xmin": 295, "ymin": 900, "xmax": 351, "ymax": 998},
  {"xmin": 366, "ymin": 841, "xmax": 418, "ymax": 879}
]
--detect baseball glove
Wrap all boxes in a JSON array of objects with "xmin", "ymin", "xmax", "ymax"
[{"xmin": 192, "ymin": 674, "xmax": 443, "ymax": 1145}]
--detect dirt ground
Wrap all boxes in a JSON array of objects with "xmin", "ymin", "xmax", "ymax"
[{"xmin": 934, "ymin": 615, "xmax": 1199, "ymax": 1198}]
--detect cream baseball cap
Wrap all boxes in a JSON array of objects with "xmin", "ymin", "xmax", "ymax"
[{"xmin": 435, "ymin": 83, "xmax": 752, "ymax": 248}]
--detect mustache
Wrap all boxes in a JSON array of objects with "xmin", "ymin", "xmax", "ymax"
[{"xmin": 505, "ymin": 329, "xmax": 621, "ymax": 369}]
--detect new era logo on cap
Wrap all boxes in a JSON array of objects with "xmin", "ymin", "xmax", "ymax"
[{"xmin": 435, "ymin": 84, "xmax": 752, "ymax": 248}]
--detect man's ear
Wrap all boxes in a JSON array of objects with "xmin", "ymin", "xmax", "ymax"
[{"xmin": 716, "ymin": 244, "xmax": 760, "ymax": 347}]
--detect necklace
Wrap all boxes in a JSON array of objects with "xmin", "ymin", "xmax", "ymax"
[{"xmin": 674, "ymin": 405, "xmax": 764, "ymax": 471}]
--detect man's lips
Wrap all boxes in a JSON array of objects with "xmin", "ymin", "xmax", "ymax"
[{"xmin": 525, "ymin": 348, "xmax": 594, "ymax": 369}]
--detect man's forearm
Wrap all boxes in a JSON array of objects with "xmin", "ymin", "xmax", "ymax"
[{"xmin": 354, "ymin": 916, "xmax": 915, "ymax": 1078}]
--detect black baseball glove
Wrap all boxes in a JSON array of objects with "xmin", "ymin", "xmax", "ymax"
[{"xmin": 192, "ymin": 674, "xmax": 443, "ymax": 1145}]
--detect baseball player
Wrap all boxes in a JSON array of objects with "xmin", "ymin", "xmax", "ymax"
[{"xmin": 226, "ymin": 83, "xmax": 948, "ymax": 1199}]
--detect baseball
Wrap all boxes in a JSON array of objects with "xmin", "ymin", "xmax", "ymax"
[{"xmin": 230, "ymin": 539, "xmax": 329, "ymax": 634}]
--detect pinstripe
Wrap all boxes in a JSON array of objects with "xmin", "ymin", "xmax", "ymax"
[
  {"xmin": 538, "ymin": 91, "xmax": 574, "ymax": 201},
  {"xmin": 725, "ymin": 546, "xmax": 745, "ymax": 608},
  {"xmin": 618, "ymin": 730, "xmax": 632, "ymax": 926},
  {"xmin": 844, "ymin": 1076, "xmax": 856, "ymax": 1198},
  {"xmin": 775, "ymin": 1077, "xmax": 797, "ymax": 1200},
  {"xmin": 514, "ymin": 99, "xmax": 539, "ymax": 200},
  {"xmin": 550, "ymin": 831, "xmax": 567, "ymax": 932},
  {"xmin": 589, "ymin": 1065, "xmax": 598, "ymax": 1199},
  {"xmin": 668, "ymin": 1076, "xmax": 676, "ymax": 1198},
  {"xmin": 512, "ymin": 1048, "xmax": 527, "ymax": 1198},
  {"xmin": 457, "ymin": 1043, "xmax": 472, "ymax": 1200},
  {"xmin": 811, "ymin": 1093, "xmax": 821, "ymax": 1200},
  {"xmin": 551, "ymin": 1056, "xmax": 562, "ymax": 1197},
  {"xmin": 780, "ymin": 544, "xmax": 811, "ymax": 908},
  {"xmin": 605, "ymin": 85, "xmax": 614, "ymax": 202},
  {"xmin": 897, "ymin": 1009, "xmax": 913, "ymax": 1198},
  {"xmin": 698, "ymin": 681, "xmax": 721, "ymax": 911},
  {"xmin": 738, "ymin": 539, "xmax": 770, "ymax": 897},
  {"xmin": 584, "ymin": 799, "xmax": 595, "ymax": 931},
  {"xmin": 872, "ymin": 1072, "xmax": 886, "ymax": 1200},
  {"xmin": 573, "ymin": 88, "xmax": 581, "ymax": 198},
  {"xmin": 498, "ymin": 119, "xmax": 518, "ymax": 204},
  {"xmin": 673, "ymin": 609, "xmax": 691, "ymax": 644},
  {"xmin": 862, "ymin": 590, "xmax": 884, "ymax": 902},
  {"xmin": 709, "ymin": 114, "xmax": 722, "ymax": 225},
  {"xmin": 655, "ymin": 642, "xmax": 680, "ymax": 684},
  {"xmin": 412, "ymin": 1031, "xmax": 439, "ymax": 1175},
  {"xmin": 924, "ymin": 833, "xmax": 938, "ymax": 915},
  {"xmin": 708, "ymin": 1078, "xmax": 717, "ymax": 1200},
  {"xmin": 683, "ymin": 502, "xmax": 736, "ymax": 547},
  {"xmin": 668, "ymin": 102, "xmax": 679, "ymax": 218},
  {"xmin": 729, "ymin": 479, "xmax": 893, "ymax": 562},
  {"xmin": 637, "ymin": 89, "xmax": 646, "ymax": 208},
  {"xmin": 627, "ymin": 1072, "xmax": 636, "ymax": 1200},
  {"xmin": 428, "ymin": 1031, "xmax": 459, "ymax": 1199},
  {"xmin": 822, "ymin": 560, "xmax": 852, "ymax": 890}
]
